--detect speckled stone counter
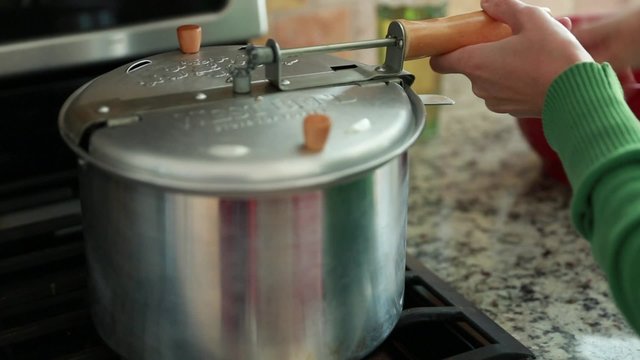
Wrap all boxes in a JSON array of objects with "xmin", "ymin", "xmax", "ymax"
[{"xmin": 406, "ymin": 75, "xmax": 640, "ymax": 360}]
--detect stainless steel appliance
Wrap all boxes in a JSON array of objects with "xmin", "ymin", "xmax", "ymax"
[
  {"xmin": 0, "ymin": 0, "xmax": 267, "ymax": 78},
  {"xmin": 0, "ymin": 0, "xmax": 266, "ymax": 188},
  {"xmin": 58, "ymin": 40, "xmax": 425, "ymax": 358},
  {"xmin": 0, "ymin": 3, "xmax": 534, "ymax": 360},
  {"xmin": 54, "ymin": 10, "xmax": 522, "ymax": 356}
]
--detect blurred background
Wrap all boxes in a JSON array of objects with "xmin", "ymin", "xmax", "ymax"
[{"xmin": 260, "ymin": 0, "xmax": 640, "ymax": 64}]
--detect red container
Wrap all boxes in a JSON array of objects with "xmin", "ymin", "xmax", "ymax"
[{"xmin": 517, "ymin": 14, "xmax": 640, "ymax": 185}]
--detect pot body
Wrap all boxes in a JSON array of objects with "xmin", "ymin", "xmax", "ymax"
[{"xmin": 79, "ymin": 154, "xmax": 409, "ymax": 360}]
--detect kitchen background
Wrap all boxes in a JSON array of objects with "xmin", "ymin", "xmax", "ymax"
[{"xmin": 2, "ymin": 0, "xmax": 639, "ymax": 359}]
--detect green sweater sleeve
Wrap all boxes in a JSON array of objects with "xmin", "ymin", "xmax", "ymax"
[{"xmin": 542, "ymin": 62, "xmax": 640, "ymax": 334}]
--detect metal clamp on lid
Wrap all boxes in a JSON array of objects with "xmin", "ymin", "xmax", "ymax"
[
  {"xmin": 232, "ymin": 21, "xmax": 409, "ymax": 93},
  {"xmin": 230, "ymin": 10, "xmax": 513, "ymax": 94}
]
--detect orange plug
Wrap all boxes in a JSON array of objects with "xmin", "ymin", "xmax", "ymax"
[
  {"xmin": 177, "ymin": 24, "xmax": 202, "ymax": 54},
  {"xmin": 303, "ymin": 114, "xmax": 332, "ymax": 152}
]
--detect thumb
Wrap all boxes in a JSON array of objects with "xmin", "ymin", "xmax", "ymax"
[{"xmin": 481, "ymin": 0, "xmax": 527, "ymax": 33}]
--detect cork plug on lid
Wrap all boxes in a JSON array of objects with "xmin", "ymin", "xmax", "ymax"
[
  {"xmin": 303, "ymin": 114, "xmax": 332, "ymax": 152},
  {"xmin": 177, "ymin": 24, "xmax": 202, "ymax": 54}
]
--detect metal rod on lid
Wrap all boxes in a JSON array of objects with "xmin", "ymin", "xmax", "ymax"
[{"xmin": 279, "ymin": 38, "xmax": 398, "ymax": 58}]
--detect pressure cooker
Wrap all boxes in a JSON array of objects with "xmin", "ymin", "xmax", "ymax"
[{"xmin": 58, "ymin": 11, "xmax": 510, "ymax": 360}]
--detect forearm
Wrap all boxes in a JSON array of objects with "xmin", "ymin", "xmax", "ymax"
[
  {"xmin": 591, "ymin": 167, "xmax": 640, "ymax": 334},
  {"xmin": 543, "ymin": 62, "xmax": 640, "ymax": 236},
  {"xmin": 542, "ymin": 61, "xmax": 640, "ymax": 333}
]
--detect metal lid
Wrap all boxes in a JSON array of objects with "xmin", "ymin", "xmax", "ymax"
[{"xmin": 59, "ymin": 45, "xmax": 424, "ymax": 193}]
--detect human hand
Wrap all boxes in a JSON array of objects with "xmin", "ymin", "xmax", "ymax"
[
  {"xmin": 572, "ymin": 6, "xmax": 640, "ymax": 84},
  {"xmin": 430, "ymin": 0, "xmax": 593, "ymax": 118}
]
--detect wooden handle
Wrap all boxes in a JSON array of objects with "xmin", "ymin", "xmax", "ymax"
[{"xmin": 397, "ymin": 10, "xmax": 512, "ymax": 60}]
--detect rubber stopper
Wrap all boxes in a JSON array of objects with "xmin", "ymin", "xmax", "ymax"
[
  {"xmin": 304, "ymin": 114, "xmax": 332, "ymax": 152},
  {"xmin": 177, "ymin": 24, "xmax": 202, "ymax": 54}
]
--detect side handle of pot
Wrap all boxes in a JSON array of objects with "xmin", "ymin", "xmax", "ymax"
[{"xmin": 395, "ymin": 10, "xmax": 512, "ymax": 60}]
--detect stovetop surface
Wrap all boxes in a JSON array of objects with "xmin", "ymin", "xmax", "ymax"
[{"xmin": 0, "ymin": 172, "xmax": 534, "ymax": 360}]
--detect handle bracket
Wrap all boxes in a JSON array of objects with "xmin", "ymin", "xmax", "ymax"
[
  {"xmin": 234, "ymin": 28, "xmax": 409, "ymax": 93},
  {"xmin": 379, "ymin": 20, "xmax": 407, "ymax": 74}
]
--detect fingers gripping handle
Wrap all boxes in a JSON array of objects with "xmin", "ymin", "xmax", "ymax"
[{"xmin": 396, "ymin": 10, "xmax": 512, "ymax": 60}]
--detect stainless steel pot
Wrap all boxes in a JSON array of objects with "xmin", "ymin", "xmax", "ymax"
[{"xmin": 59, "ymin": 44, "xmax": 427, "ymax": 359}]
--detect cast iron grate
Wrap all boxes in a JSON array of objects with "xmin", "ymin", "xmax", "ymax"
[
  {"xmin": 0, "ymin": 174, "xmax": 534, "ymax": 360},
  {"xmin": 366, "ymin": 257, "xmax": 535, "ymax": 359}
]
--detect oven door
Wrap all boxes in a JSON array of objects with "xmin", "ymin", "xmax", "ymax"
[{"xmin": 0, "ymin": 0, "xmax": 267, "ymax": 78}]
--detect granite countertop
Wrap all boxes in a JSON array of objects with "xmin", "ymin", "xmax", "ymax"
[{"xmin": 406, "ymin": 74, "xmax": 640, "ymax": 360}]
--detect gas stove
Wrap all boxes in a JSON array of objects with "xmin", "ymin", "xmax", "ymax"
[{"xmin": 0, "ymin": 172, "xmax": 534, "ymax": 360}]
